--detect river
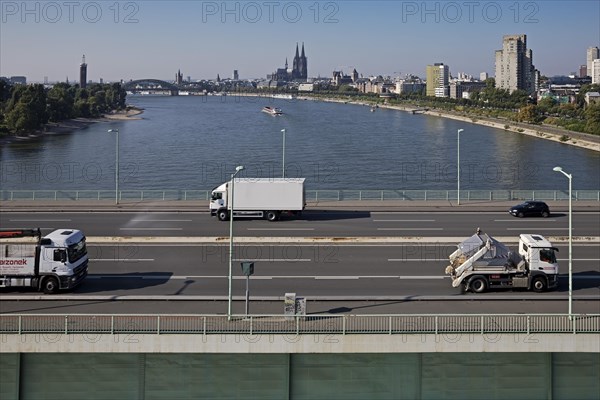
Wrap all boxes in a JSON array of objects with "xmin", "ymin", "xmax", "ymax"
[{"xmin": 1, "ymin": 95, "xmax": 598, "ymax": 191}]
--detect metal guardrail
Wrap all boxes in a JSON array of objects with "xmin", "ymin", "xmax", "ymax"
[
  {"xmin": 1, "ymin": 190, "xmax": 599, "ymax": 202},
  {"xmin": 1, "ymin": 314, "xmax": 598, "ymax": 335}
]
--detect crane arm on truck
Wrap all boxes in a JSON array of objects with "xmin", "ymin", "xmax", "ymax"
[
  {"xmin": 449, "ymin": 240, "xmax": 491, "ymax": 279},
  {"xmin": 445, "ymin": 230, "xmax": 492, "ymax": 280}
]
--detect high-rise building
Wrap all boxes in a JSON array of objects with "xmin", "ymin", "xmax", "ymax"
[
  {"xmin": 494, "ymin": 34, "xmax": 537, "ymax": 94},
  {"xmin": 592, "ymin": 59, "xmax": 600, "ymax": 84},
  {"xmin": 233, "ymin": 70, "xmax": 239, "ymax": 80},
  {"xmin": 580, "ymin": 65, "xmax": 588, "ymax": 78},
  {"xmin": 587, "ymin": 46, "xmax": 599, "ymax": 77},
  {"xmin": 426, "ymin": 63, "xmax": 449, "ymax": 97},
  {"xmin": 480, "ymin": 72, "xmax": 489, "ymax": 81},
  {"xmin": 79, "ymin": 55, "xmax": 87, "ymax": 89}
]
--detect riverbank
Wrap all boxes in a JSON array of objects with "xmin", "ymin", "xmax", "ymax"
[
  {"xmin": 0, "ymin": 106, "xmax": 144, "ymax": 144},
  {"xmin": 102, "ymin": 106, "xmax": 144, "ymax": 121},
  {"xmin": 417, "ymin": 107, "xmax": 600, "ymax": 152},
  {"xmin": 299, "ymin": 96, "xmax": 600, "ymax": 152}
]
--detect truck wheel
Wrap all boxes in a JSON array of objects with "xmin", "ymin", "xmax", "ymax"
[
  {"xmin": 43, "ymin": 277, "xmax": 59, "ymax": 294},
  {"xmin": 266, "ymin": 211, "xmax": 279, "ymax": 222},
  {"xmin": 217, "ymin": 210, "xmax": 229, "ymax": 221},
  {"xmin": 531, "ymin": 276, "xmax": 547, "ymax": 292},
  {"xmin": 541, "ymin": 211, "xmax": 549, "ymax": 218},
  {"xmin": 470, "ymin": 277, "xmax": 487, "ymax": 293}
]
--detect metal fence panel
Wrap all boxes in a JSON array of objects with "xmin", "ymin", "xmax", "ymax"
[
  {"xmin": 1, "ymin": 190, "xmax": 599, "ymax": 202},
  {"xmin": 1, "ymin": 314, "xmax": 598, "ymax": 335}
]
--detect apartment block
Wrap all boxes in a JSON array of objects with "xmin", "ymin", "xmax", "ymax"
[
  {"xmin": 426, "ymin": 63, "xmax": 449, "ymax": 97},
  {"xmin": 494, "ymin": 34, "xmax": 537, "ymax": 94}
]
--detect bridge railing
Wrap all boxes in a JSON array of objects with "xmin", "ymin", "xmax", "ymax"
[
  {"xmin": 1, "ymin": 190, "xmax": 599, "ymax": 202},
  {"xmin": 1, "ymin": 314, "xmax": 598, "ymax": 335}
]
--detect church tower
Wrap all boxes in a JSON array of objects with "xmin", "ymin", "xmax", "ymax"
[
  {"xmin": 290, "ymin": 43, "xmax": 307, "ymax": 81},
  {"xmin": 292, "ymin": 43, "xmax": 300, "ymax": 80},
  {"xmin": 299, "ymin": 43, "xmax": 308, "ymax": 80}
]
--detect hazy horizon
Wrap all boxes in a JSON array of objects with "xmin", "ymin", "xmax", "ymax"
[{"xmin": 2, "ymin": 1, "xmax": 599, "ymax": 83}]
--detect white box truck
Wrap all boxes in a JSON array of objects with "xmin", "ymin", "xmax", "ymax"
[
  {"xmin": 444, "ymin": 228, "xmax": 559, "ymax": 293},
  {"xmin": 0, "ymin": 228, "xmax": 89, "ymax": 293},
  {"xmin": 210, "ymin": 178, "xmax": 306, "ymax": 221}
]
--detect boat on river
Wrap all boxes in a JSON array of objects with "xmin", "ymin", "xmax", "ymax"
[{"xmin": 262, "ymin": 106, "xmax": 283, "ymax": 116}]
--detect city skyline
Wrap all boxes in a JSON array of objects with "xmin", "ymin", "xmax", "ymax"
[{"xmin": 1, "ymin": 1, "xmax": 599, "ymax": 82}]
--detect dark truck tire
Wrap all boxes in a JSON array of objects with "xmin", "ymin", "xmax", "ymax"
[
  {"xmin": 469, "ymin": 276, "xmax": 487, "ymax": 293},
  {"xmin": 42, "ymin": 277, "xmax": 59, "ymax": 294},
  {"xmin": 531, "ymin": 276, "xmax": 548, "ymax": 293},
  {"xmin": 266, "ymin": 211, "xmax": 280, "ymax": 222},
  {"xmin": 217, "ymin": 210, "xmax": 229, "ymax": 221}
]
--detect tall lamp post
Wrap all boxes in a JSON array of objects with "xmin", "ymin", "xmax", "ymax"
[
  {"xmin": 457, "ymin": 128, "xmax": 464, "ymax": 205},
  {"xmin": 228, "ymin": 165, "xmax": 245, "ymax": 320},
  {"xmin": 281, "ymin": 129, "xmax": 286, "ymax": 178},
  {"xmin": 108, "ymin": 129, "xmax": 119, "ymax": 204},
  {"xmin": 553, "ymin": 166, "xmax": 572, "ymax": 319}
]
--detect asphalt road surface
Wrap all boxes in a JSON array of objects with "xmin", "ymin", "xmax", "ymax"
[{"xmin": 1, "ymin": 204, "xmax": 598, "ymax": 315}]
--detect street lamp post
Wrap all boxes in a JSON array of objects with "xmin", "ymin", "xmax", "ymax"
[
  {"xmin": 281, "ymin": 129, "xmax": 286, "ymax": 178},
  {"xmin": 228, "ymin": 165, "xmax": 245, "ymax": 320},
  {"xmin": 108, "ymin": 129, "xmax": 119, "ymax": 204},
  {"xmin": 457, "ymin": 128, "xmax": 464, "ymax": 205},
  {"xmin": 553, "ymin": 166, "xmax": 573, "ymax": 319}
]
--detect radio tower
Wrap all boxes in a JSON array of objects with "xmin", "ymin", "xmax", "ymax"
[{"xmin": 80, "ymin": 55, "xmax": 87, "ymax": 88}]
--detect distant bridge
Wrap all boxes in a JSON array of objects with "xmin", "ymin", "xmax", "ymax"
[{"xmin": 123, "ymin": 79, "xmax": 179, "ymax": 95}]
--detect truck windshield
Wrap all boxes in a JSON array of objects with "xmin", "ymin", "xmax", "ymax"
[
  {"xmin": 211, "ymin": 192, "xmax": 222, "ymax": 201},
  {"xmin": 67, "ymin": 238, "xmax": 87, "ymax": 263},
  {"xmin": 539, "ymin": 249, "xmax": 557, "ymax": 264}
]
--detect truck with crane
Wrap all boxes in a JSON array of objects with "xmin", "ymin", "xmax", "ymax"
[
  {"xmin": 445, "ymin": 228, "xmax": 559, "ymax": 293},
  {"xmin": 0, "ymin": 228, "xmax": 88, "ymax": 293}
]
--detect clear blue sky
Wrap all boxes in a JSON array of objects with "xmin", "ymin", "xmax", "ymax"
[{"xmin": 1, "ymin": 0, "xmax": 599, "ymax": 82}]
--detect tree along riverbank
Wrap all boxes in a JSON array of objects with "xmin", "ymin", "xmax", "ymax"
[
  {"xmin": 0, "ymin": 106, "xmax": 143, "ymax": 145},
  {"xmin": 0, "ymin": 82, "xmax": 128, "ymax": 137}
]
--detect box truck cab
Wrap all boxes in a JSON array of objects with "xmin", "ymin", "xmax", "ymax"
[
  {"xmin": 210, "ymin": 178, "xmax": 305, "ymax": 221},
  {"xmin": 0, "ymin": 228, "xmax": 88, "ymax": 293}
]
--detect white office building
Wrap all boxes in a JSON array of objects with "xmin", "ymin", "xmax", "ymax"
[
  {"xmin": 592, "ymin": 59, "xmax": 600, "ymax": 84},
  {"xmin": 587, "ymin": 47, "xmax": 599, "ymax": 77}
]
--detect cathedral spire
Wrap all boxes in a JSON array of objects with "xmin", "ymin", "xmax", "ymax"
[
  {"xmin": 295, "ymin": 43, "xmax": 300, "ymax": 58},
  {"xmin": 301, "ymin": 43, "xmax": 305, "ymax": 58}
]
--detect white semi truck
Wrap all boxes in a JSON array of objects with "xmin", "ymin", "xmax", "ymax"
[
  {"xmin": 445, "ymin": 228, "xmax": 559, "ymax": 293},
  {"xmin": 210, "ymin": 178, "xmax": 305, "ymax": 221},
  {"xmin": 0, "ymin": 228, "xmax": 89, "ymax": 294}
]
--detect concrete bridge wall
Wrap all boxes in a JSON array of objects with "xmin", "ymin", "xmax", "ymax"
[{"xmin": 1, "ymin": 350, "xmax": 598, "ymax": 399}]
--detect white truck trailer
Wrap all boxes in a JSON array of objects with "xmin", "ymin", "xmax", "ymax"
[
  {"xmin": 210, "ymin": 178, "xmax": 305, "ymax": 221},
  {"xmin": 445, "ymin": 228, "xmax": 559, "ymax": 293},
  {"xmin": 0, "ymin": 228, "xmax": 89, "ymax": 293}
]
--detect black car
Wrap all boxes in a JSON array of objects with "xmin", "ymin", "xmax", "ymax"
[{"xmin": 509, "ymin": 201, "xmax": 550, "ymax": 218}]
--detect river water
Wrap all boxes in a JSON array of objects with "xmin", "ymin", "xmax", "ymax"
[{"xmin": 1, "ymin": 95, "xmax": 598, "ymax": 191}]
